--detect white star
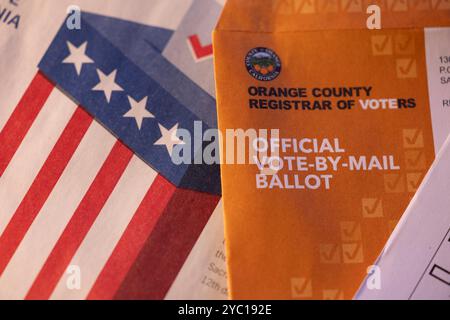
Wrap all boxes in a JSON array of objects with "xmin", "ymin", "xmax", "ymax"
[
  {"xmin": 62, "ymin": 41, "xmax": 94, "ymax": 75},
  {"xmin": 154, "ymin": 123, "xmax": 185, "ymax": 156},
  {"xmin": 92, "ymin": 69, "xmax": 123, "ymax": 103},
  {"xmin": 123, "ymin": 96, "xmax": 155, "ymax": 130}
]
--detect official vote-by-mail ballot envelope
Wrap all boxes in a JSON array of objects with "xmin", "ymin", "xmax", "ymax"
[
  {"xmin": 213, "ymin": 0, "xmax": 450, "ymax": 299},
  {"xmin": 356, "ymin": 133, "xmax": 450, "ymax": 300}
]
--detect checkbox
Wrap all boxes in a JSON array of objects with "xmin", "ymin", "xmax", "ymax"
[
  {"xmin": 297, "ymin": 0, "xmax": 316, "ymax": 14},
  {"xmin": 342, "ymin": 243, "xmax": 364, "ymax": 264},
  {"xmin": 410, "ymin": 0, "xmax": 432, "ymax": 10},
  {"xmin": 323, "ymin": 289, "xmax": 345, "ymax": 300},
  {"xmin": 407, "ymin": 172, "xmax": 423, "ymax": 192},
  {"xmin": 340, "ymin": 221, "xmax": 362, "ymax": 242},
  {"xmin": 384, "ymin": 173, "xmax": 405, "ymax": 193},
  {"xmin": 362, "ymin": 198, "xmax": 383, "ymax": 218},
  {"xmin": 388, "ymin": 0, "xmax": 409, "ymax": 11},
  {"xmin": 395, "ymin": 34, "xmax": 415, "ymax": 55},
  {"xmin": 403, "ymin": 128, "xmax": 424, "ymax": 148},
  {"xmin": 316, "ymin": 0, "xmax": 338, "ymax": 12},
  {"xmin": 342, "ymin": 0, "xmax": 363, "ymax": 12},
  {"xmin": 432, "ymin": 0, "xmax": 450, "ymax": 10},
  {"xmin": 371, "ymin": 35, "xmax": 393, "ymax": 56},
  {"xmin": 319, "ymin": 244, "xmax": 341, "ymax": 264},
  {"xmin": 396, "ymin": 58, "xmax": 417, "ymax": 78},
  {"xmin": 405, "ymin": 150, "xmax": 426, "ymax": 170},
  {"xmin": 291, "ymin": 278, "xmax": 313, "ymax": 298}
]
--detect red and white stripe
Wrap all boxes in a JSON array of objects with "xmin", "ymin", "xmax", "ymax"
[{"xmin": 0, "ymin": 71, "xmax": 221, "ymax": 300}]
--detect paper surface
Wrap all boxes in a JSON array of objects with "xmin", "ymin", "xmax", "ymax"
[
  {"xmin": 0, "ymin": 0, "xmax": 227, "ymax": 300},
  {"xmin": 213, "ymin": 0, "xmax": 450, "ymax": 299}
]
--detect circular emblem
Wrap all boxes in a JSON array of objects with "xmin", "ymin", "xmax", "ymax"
[{"xmin": 245, "ymin": 47, "xmax": 281, "ymax": 81}]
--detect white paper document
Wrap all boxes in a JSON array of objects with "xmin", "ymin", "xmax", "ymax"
[{"xmin": 356, "ymin": 136, "xmax": 450, "ymax": 300}]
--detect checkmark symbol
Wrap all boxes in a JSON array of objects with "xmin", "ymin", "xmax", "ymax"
[
  {"xmin": 399, "ymin": 59, "xmax": 415, "ymax": 74},
  {"xmin": 405, "ymin": 129, "xmax": 421, "ymax": 144},
  {"xmin": 341, "ymin": 221, "xmax": 362, "ymax": 241},
  {"xmin": 405, "ymin": 150, "xmax": 426, "ymax": 170},
  {"xmin": 371, "ymin": 35, "xmax": 392, "ymax": 55},
  {"xmin": 343, "ymin": 243, "xmax": 364, "ymax": 263},
  {"xmin": 407, "ymin": 151, "xmax": 423, "ymax": 166},
  {"xmin": 343, "ymin": 0, "xmax": 363, "ymax": 12},
  {"xmin": 298, "ymin": 0, "xmax": 315, "ymax": 14},
  {"xmin": 389, "ymin": 0, "xmax": 408, "ymax": 11},
  {"xmin": 323, "ymin": 289, "xmax": 344, "ymax": 300},
  {"xmin": 407, "ymin": 172, "xmax": 423, "ymax": 192},
  {"xmin": 403, "ymin": 129, "xmax": 424, "ymax": 148},
  {"xmin": 320, "ymin": 244, "xmax": 341, "ymax": 264},
  {"xmin": 433, "ymin": 0, "xmax": 450, "ymax": 10},
  {"xmin": 396, "ymin": 58, "xmax": 417, "ymax": 78},
  {"xmin": 291, "ymin": 278, "xmax": 313, "ymax": 298},
  {"xmin": 318, "ymin": 0, "xmax": 338, "ymax": 12},
  {"xmin": 294, "ymin": 280, "xmax": 309, "ymax": 295},
  {"xmin": 399, "ymin": 38, "xmax": 411, "ymax": 50},
  {"xmin": 384, "ymin": 174, "xmax": 405, "ymax": 193},
  {"xmin": 411, "ymin": 0, "xmax": 431, "ymax": 10},
  {"xmin": 345, "ymin": 244, "xmax": 360, "ymax": 260},
  {"xmin": 362, "ymin": 198, "xmax": 383, "ymax": 218},
  {"xmin": 395, "ymin": 34, "xmax": 415, "ymax": 54}
]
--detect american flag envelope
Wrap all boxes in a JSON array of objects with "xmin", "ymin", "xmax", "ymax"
[{"xmin": 0, "ymin": 0, "xmax": 226, "ymax": 300}]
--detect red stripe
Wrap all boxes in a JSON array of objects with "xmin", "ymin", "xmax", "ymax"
[
  {"xmin": 25, "ymin": 140, "xmax": 133, "ymax": 300},
  {"xmin": 0, "ymin": 72, "xmax": 54, "ymax": 177},
  {"xmin": 87, "ymin": 175, "xmax": 176, "ymax": 300},
  {"xmin": 0, "ymin": 107, "xmax": 93, "ymax": 276},
  {"xmin": 114, "ymin": 187, "xmax": 220, "ymax": 299}
]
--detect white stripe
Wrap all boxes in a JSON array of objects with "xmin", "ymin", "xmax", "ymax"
[
  {"xmin": 0, "ymin": 71, "xmax": 42, "ymax": 133},
  {"xmin": 0, "ymin": 89, "xmax": 76, "ymax": 235},
  {"xmin": 50, "ymin": 156, "xmax": 157, "ymax": 300},
  {"xmin": 0, "ymin": 121, "xmax": 115, "ymax": 299}
]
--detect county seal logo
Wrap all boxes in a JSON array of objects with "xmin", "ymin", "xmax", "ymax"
[{"xmin": 245, "ymin": 47, "xmax": 281, "ymax": 81}]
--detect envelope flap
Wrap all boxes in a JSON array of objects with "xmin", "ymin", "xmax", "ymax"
[{"xmin": 216, "ymin": 0, "xmax": 450, "ymax": 33}]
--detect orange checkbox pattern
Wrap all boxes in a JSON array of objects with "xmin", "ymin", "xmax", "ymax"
[
  {"xmin": 405, "ymin": 150, "xmax": 426, "ymax": 170},
  {"xmin": 384, "ymin": 173, "xmax": 405, "ymax": 193},
  {"xmin": 403, "ymin": 129, "xmax": 424, "ymax": 148},
  {"xmin": 371, "ymin": 35, "xmax": 393, "ymax": 56},
  {"xmin": 319, "ymin": 244, "xmax": 341, "ymax": 264},
  {"xmin": 316, "ymin": 0, "xmax": 339, "ymax": 13},
  {"xmin": 406, "ymin": 172, "xmax": 423, "ymax": 192},
  {"xmin": 410, "ymin": 0, "xmax": 432, "ymax": 11},
  {"xmin": 340, "ymin": 221, "xmax": 362, "ymax": 242},
  {"xmin": 361, "ymin": 198, "xmax": 383, "ymax": 218},
  {"xmin": 432, "ymin": 0, "xmax": 450, "ymax": 10},
  {"xmin": 388, "ymin": 0, "xmax": 409, "ymax": 11},
  {"xmin": 370, "ymin": 30, "xmax": 419, "ymax": 80},
  {"xmin": 395, "ymin": 34, "xmax": 415, "ymax": 55},
  {"xmin": 322, "ymin": 289, "xmax": 345, "ymax": 300},
  {"xmin": 396, "ymin": 58, "xmax": 417, "ymax": 78},
  {"xmin": 342, "ymin": 0, "xmax": 364, "ymax": 12},
  {"xmin": 401, "ymin": 127, "xmax": 428, "ymax": 194},
  {"xmin": 291, "ymin": 278, "xmax": 313, "ymax": 298},
  {"xmin": 296, "ymin": 0, "xmax": 316, "ymax": 14},
  {"xmin": 342, "ymin": 243, "xmax": 364, "ymax": 264}
]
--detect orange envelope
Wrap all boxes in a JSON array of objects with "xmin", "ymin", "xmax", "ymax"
[{"xmin": 213, "ymin": 0, "xmax": 450, "ymax": 299}]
